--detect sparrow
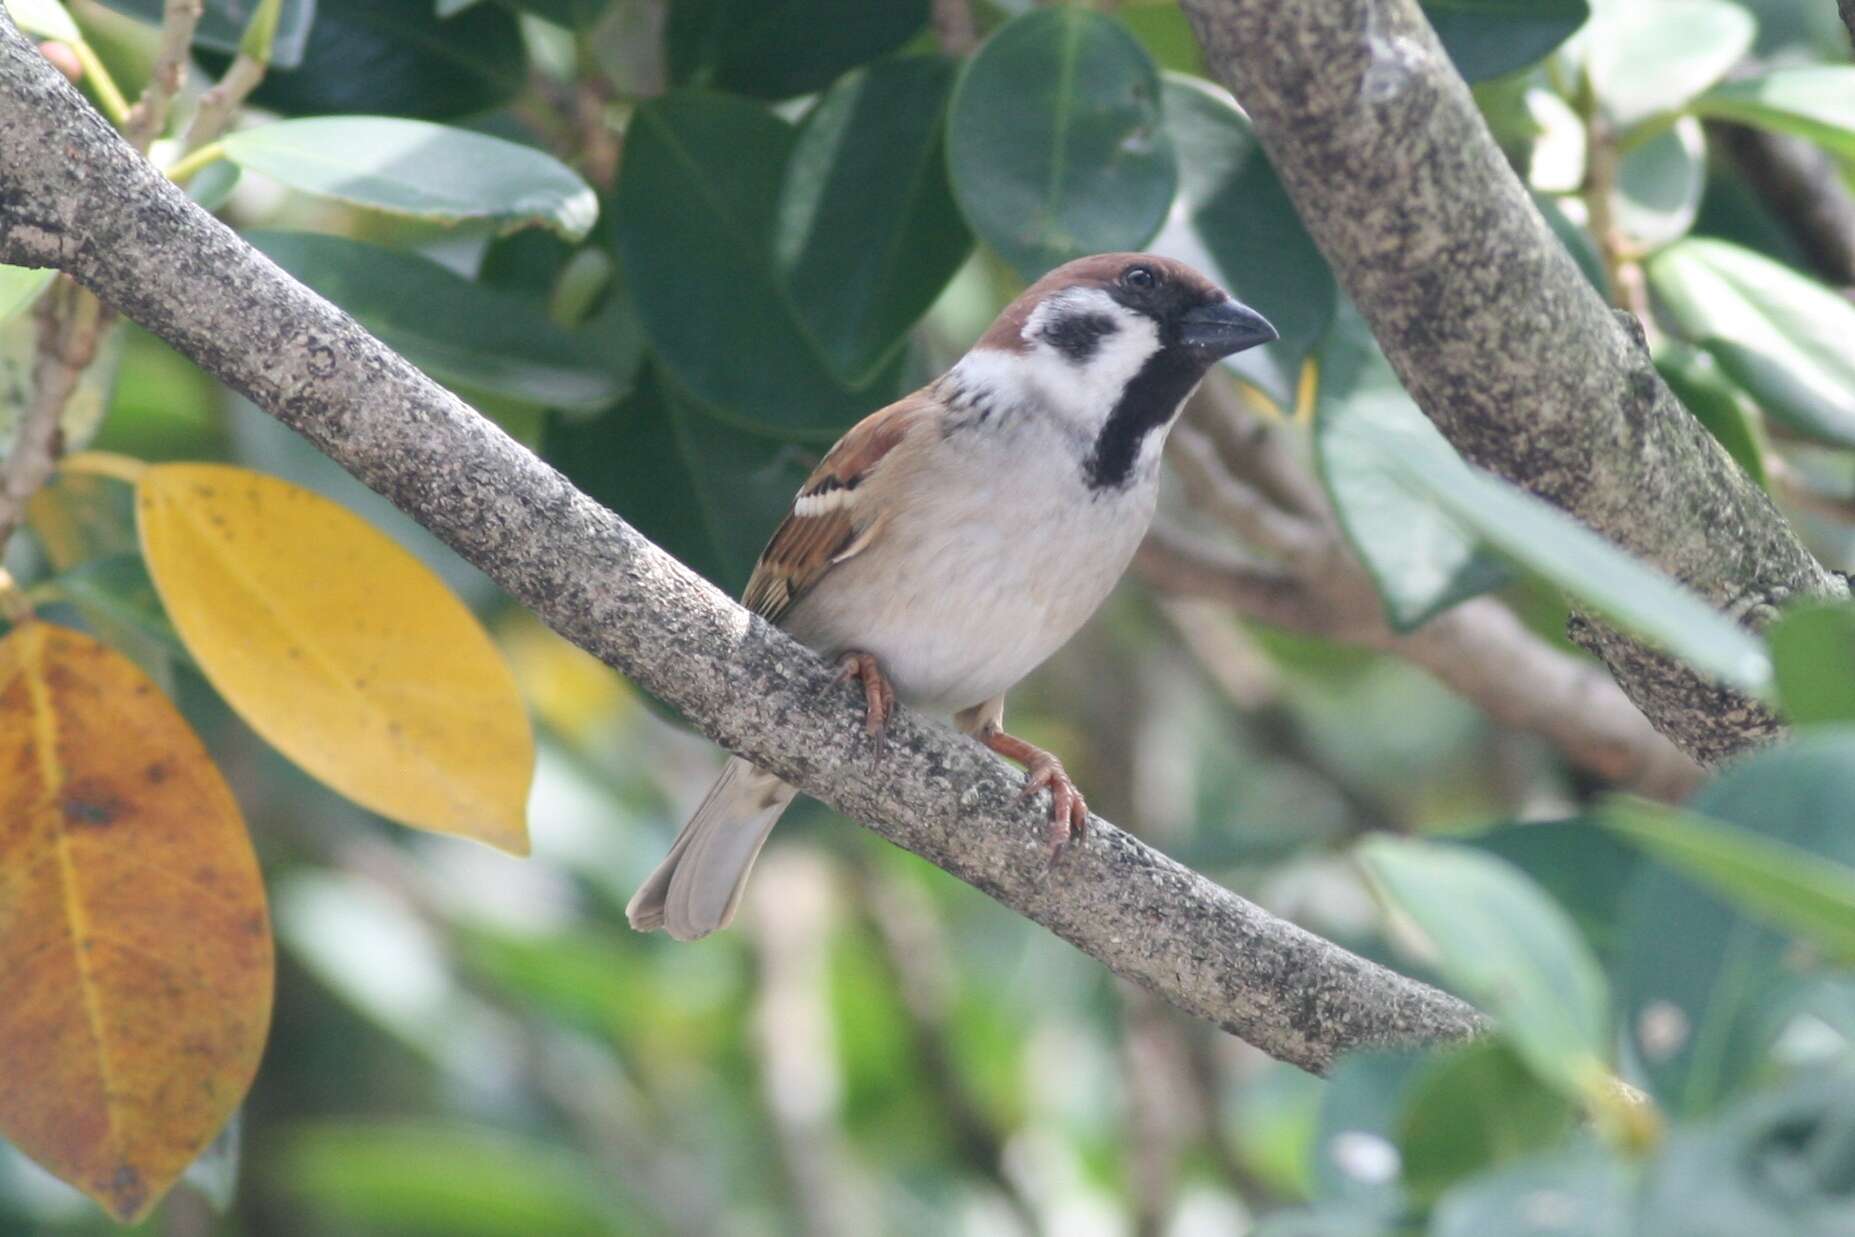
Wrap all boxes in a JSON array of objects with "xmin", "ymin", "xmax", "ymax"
[{"xmin": 628, "ymin": 253, "xmax": 1276, "ymax": 941}]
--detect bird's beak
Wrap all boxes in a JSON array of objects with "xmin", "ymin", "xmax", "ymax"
[{"xmin": 1179, "ymin": 298, "xmax": 1278, "ymax": 359}]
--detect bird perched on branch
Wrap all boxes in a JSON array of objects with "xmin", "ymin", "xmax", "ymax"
[{"xmin": 628, "ymin": 253, "xmax": 1276, "ymax": 941}]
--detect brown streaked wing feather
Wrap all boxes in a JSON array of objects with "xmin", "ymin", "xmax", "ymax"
[{"xmin": 741, "ymin": 394, "xmax": 928, "ymax": 624}]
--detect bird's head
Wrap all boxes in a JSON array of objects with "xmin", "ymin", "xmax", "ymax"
[{"xmin": 949, "ymin": 254, "xmax": 1276, "ymax": 490}]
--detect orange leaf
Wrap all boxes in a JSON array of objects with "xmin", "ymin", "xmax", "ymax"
[{"xmin": 0, "ymin": 622, "xmax": 272, "ymax": 1222}]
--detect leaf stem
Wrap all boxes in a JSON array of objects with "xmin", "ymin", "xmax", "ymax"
[
  {"xmin": 164, "ymin": 141, "xmax": 227, "ymax": 186},
  {"xmin": 69, "ymin": 43, "xmax": 129, "ymax": 128}
]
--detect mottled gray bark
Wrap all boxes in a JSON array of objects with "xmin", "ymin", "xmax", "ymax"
[
  {"xmin": 1180, "ymin": 0, "xmax": 1847, "ymax": 764},
  {"xmin": 0, "ymin": 15, "xmax": 1484, "ymax": 1073}
]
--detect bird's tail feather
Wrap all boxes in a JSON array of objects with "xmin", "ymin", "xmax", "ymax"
[{"xmin": 626, "ymin": 756, "xmax": 796, "ymax": 940}]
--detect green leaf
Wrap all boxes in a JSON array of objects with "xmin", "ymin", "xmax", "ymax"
[
  {"xmin": 223, "ymin": 118, "xmax": 597, "ymax": 241},
  {"xmin": 1464, "ymin": 818, "xmax": 1645, "ymax": 967},
  {"xmin": 1311, "ymin": 1050, "xmax": 1427, "ymax": 1201},
  {"xmin": 1696, "ymin": 66, "xmax": 1855, "ymax": 163},
  {"xmin": 1358, "ymin": 837, "xmax": 1610, "ymax": 1099},
  {"xmin": 776, "ymin": 55, "xmax": 973, "ymax": 387},
  {"xmin": 279, "ymin": 1122, "xmax": 619, "ymax": 1236},
  {"xmin": 47, "ymin": 553, "xmax": 186, "ymax": 661},
  {"xmin": 1635, "ymin": 1071, "xmax": 1855, "ymax": 1236},
  {"xmin": 1614, "ymin": 733, "xmax": 1855, "ymax": 1115},
  {"xmin": 93, "ymin": 0, "xmax": 315, "ymax": 67},
  {"xmin": 612, "ymin": 92, "xmax": 899, "ymax": 436},
  {"xmin": 1152, "ymin": 75, "xmax": 1336, "ymax": 409},
  {"xmin": 209, "ymin": 0, "xmax": 526, "ymax": 119},
  {"xmin": 1614, "ymin": 116, "xmax": 1704, "ymax": 251},
  {"xmin": 1602, "ymin": 796, "xmax": 1855, "ymax": 964},
  {"xmin": 1314, "ymin": 305, "xmax": 1510, "ymax": 631},
  {"xmin": 1397, "ymin": 1041, "xmax": 1578, "ymax": 1205},
  {"xmin": 1359, "ymin": 418, "xmax": 1773, "ymax": 695},
  {"xmin": 1654, "ymin": 340, "xmax": 1767, "ymax": 489},
  {"xmin": 248, "ymin": 230, "xmax": 621, "ymax": 413},
  {"xmin": 1422, "ymin": 0, "xmax": 1591, "ymax": 83},
  {"xmin": 1648, "ymin": 238, "xmax": 1855, "ymax": 450},
  {"xmin": 669, "ymin": 0, "xmax": 929, "ymax": 100},
  {"xmin": 1771, "ymin": 603, "xmax": 1855, "ymax": 727},
  {"xmin": 1430, "ymin": 1150, "xmax": 1634, "ymax": 1237},
  {"xmin": 1585, "ymin": 0, "xmax": 1754, "ymax": 130},
  {"xmin": 0, "ymin": 264, "xmax": 53, "ymax": 324},
  {"xmin": 946, "ymin": 8, "xmax": 1177, "ymax": 280},
  {"xmin": 5, "ymin": 0, "xmax": 81, "ymax": 43}
]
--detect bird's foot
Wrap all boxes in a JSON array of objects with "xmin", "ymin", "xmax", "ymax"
[
  {"xmin": 978, "ymin": 726, "xmax": 1088, "ymax": 860},
  {"xmin": 834, "ymin": 650, "xmax": 895, "ymax": 756}
]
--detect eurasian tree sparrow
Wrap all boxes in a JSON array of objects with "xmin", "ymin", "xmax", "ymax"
[{"xmin": 629, "ymin": 253, "xmax": 1276, "ymax": 941}]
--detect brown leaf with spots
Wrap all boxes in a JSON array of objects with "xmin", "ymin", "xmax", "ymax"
[{"xmin": 0, "ymin": 622, "xmax": 271, "ymax": 1222}]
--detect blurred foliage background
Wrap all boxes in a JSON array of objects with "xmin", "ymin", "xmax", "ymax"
[{"xmin": 9, "ymin": 0, "xmax": 1855, "ymax": 1233}]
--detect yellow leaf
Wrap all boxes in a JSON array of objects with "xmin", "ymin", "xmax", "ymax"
[
  {"xmin": 136, "ymin": 464, "xmax": 533, "ymax": 853},
  {"xmin": 0, "ymin": 622, "xmax": 272, "ymax": 1222}
]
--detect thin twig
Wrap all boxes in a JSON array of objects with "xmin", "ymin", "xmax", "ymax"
[
  {"xmin": 123, "ymin": 0, "xmax": 203, "ymax": 153},
  {"xmin": 0, "ymin": 280, "xmax": 110, "ymax": 553},
  {"xmin": 182, "ymin": 56, "xmax": 263, "ymax": 149}
]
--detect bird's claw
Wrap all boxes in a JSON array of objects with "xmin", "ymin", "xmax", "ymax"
[
  {"xmin": 834, "ymin": 651, "xmax": 894, "ymax": 758},
  {"xmin": 1020, "ymin": 755, "xmax": 1087, "ymax": 861}
]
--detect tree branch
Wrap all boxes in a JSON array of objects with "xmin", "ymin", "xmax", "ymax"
[
  {"xmin": 1711, "ymin": 121, "xmax": 1855, "ymax": 288},
  {"xmin": 1179, "ymin": 0, "xmax": 1846, "ymax": 764},
  {"xmin": 0, "ymin": 11, "xmax": 1483, "ymax": 1074}
]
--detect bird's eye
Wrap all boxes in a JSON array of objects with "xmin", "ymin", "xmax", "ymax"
[{"xmin": 1122, "ymin": 265, "xmax": 1157, "ymax": 290}]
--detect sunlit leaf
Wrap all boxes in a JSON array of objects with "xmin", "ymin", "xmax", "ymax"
[
  {"xmin": 1360, "ymin": 419, "xmax": 1774, "ymax": 694},
  {"xmin": 5, "ymin": 0, "xmax": 81, "ymax": 42},
  {"xmin": 247, "ymin": 230, "xmax": 623, "ymax": 413},
  {"xmin": 0, "ymin": 264, "xmax": 53, "ymax": 323},
  {"xmin": 136, "ymin": 463, "xmax": 534, "ymax": 852},
  {"xmin": 1770, "ymin": 603, "xmax": 1855, "ymax": 727},
  {"xmin": 1602, "ymin": 797, "xmax": 1855, "ymax": 964},
  {"xmin": 1585, "ymin": 0, "xmax": 1754, "ymax": 130},
  {"xmin": 1423, "ymin": 0, "xmax": 1591, "ymax": 83},
  {"xmin": 222, "ymin": 118, "xmax": 598, "ymax": 240},
  {"xmin": 1614, "ymin": 116, "xmax": 1704, "ymax": 251},
  {"xmin": 1359, "ymin": 837, "xmax": 1610, "ymax": 1099},
  {"xmin": 946, "ymin": 7, "xmax": 1176, "ymax": 279},
  {"xmin": 1696, "ymin": 66, "xmax": 1855, "ymax": 163},
  {"xmin": 1152, "ymin": 75, "xmax": 1335, "ymax": 408},
  {"xmin": 0, "ymin": 622, "xmax": 270, "ymax": 1222},
  {"xmin": 1314, "ymin": 305, "xmax": 1510, "ymax": 631},
  {"xmin": 1649, "ymin": 238, "xmax": 1855, "ymax": 450}
]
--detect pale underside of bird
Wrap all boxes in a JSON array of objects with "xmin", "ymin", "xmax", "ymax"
[{"xmin": 628, "ymin": 252, "xmax": 1277, "ymax": 941}]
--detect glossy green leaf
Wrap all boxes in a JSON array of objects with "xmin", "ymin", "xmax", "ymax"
[
  {"xmin": 1771, "ymin": 603, "xmax": 1855, "ymax": 727},
  {"xmin": 1359, "ymin": 837, "xmax": 1610, "ymax": 1098},
  {"xmin": 1362, "ymin": 418, "xmax": 1773, "ymax": 694},
  {"xmin": 613, "ymin": 93, "xmax": 898, "ymax": 435},
  {"xmin": 669, "ymin": 0, "xmax": 928, "ymax": 99},
  {"xmin": 280, "ymin": 1122, "xmax": 618, "ymax": 1236},
  {"xmin": 248, "ymin": 231, "xmax": 621, "ymax": 412},
  {"xmin": 211, "ymin": 0, "xmax": 525, "ymax": 119},
  {"xmin": 95, "ymin": 0, "xmax": 315, "ymax": 68},
  {"xmin": 0, "ymin": 264, "xmax": 53, "ymax": 324},
  {"xmin": 1585, "ymin": 0, "xmax": 1754, "ymax": 130},
  {"xmin": 1614, "ymin": 116, "xmax": 1704, "ymax": 251},
  {"xmin": 1615, "ymin": 733, "xmax": 1855, "ymax": 1115},
  {"xmin": 1603, "ymin": 796, "xmax": 1855, "ymax": 964},
  {"xmin": 1430, "ymin": 1150, "xmax": 1634, "ymax": 1237},
  {"xmin": 1648, "ymin": 238, "xmax": 1855, "ymax": 450},
  {"xmin": 1654, "ymin": 340, "xmax": 1766, "ymax": 489},
  {"xmin": 946, "ymin": 8, "xmax": 1176, "ymax": 280},
  {"xmin": 1397, "ymin": 1041, "xmax": 1577, "ymax": 1205},
  {"xmin": 223, "ymin": 118, "xmax": 596, "ymax": 240},
  {"xmin": 1152, "ymin": 75, "xmax": 1335, "ymax": 408},
  {"xmin": 1465, "ymin": 818, "xmax": 1644, "ymax": 967},
  {"xmin": 1423, "ymin": 0, "xmax": 1591, "ymax": 83},
  {"xmin": 5, "ymin": 0, "xmax": 80, "ymax": 42},
  {"xmin": 1314, "ymin": 306, "xmax": 1510, "ymax": 631},
  {"xmin": 776, "ymin": 55, "xmax": 972, "ymax": 386},
  {"xmin": 1696, "ymin": 67, "xmax": 1855, "ymax": 163}
]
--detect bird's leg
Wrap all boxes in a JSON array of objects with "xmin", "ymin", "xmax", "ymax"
[
  {"xmin": 975, "ymin": 723, "xmax": 1088, "ymax": 859},
  {"xmin": 833, "ymin": 650, "xmax": 895, "ymax": 755}
]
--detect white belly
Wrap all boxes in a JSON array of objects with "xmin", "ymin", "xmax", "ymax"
[{"xmin": 782, "ymin": 416, "xmax": 1158, "ymax": 714}]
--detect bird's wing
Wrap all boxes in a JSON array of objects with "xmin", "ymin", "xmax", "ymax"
[{"xmin": 741, "ymin": 392, "xmax": 929, "ymax": 624}]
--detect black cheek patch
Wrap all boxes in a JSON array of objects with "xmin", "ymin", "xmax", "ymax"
[{"xmin": 1042, "ymin": 311, "xmax": 1119, "ymax": 363}]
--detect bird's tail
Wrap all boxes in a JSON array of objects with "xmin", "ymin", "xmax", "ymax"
[{"xmin": 626, "ymin": 756, "xmax": 798, "ymax": 940}]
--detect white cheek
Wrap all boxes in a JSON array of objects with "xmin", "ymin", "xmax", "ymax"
[{"xmin": 1017, "ymin": 289, "xmax": 1160, "ymax": 432}]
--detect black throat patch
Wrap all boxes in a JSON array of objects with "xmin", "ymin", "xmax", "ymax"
[{"xmin": 1082, "ymin": 348, "xmax": 1206, "ymax": 491}]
